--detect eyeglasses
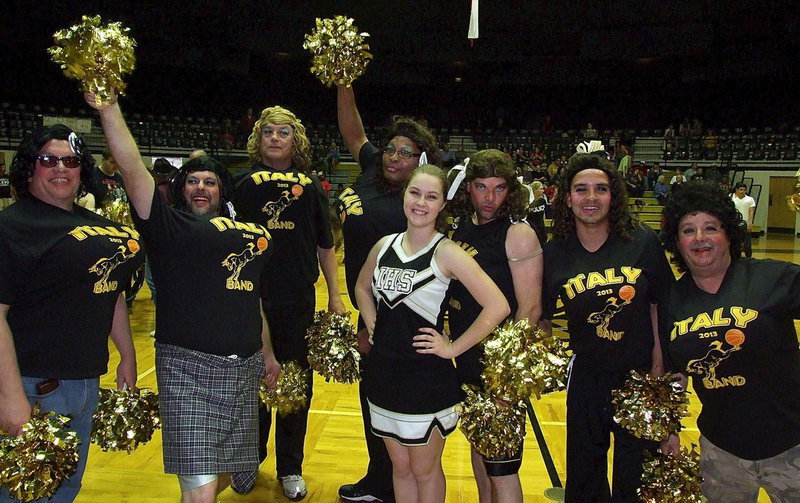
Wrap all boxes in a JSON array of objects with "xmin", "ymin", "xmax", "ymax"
[
  {"xmin": 383, "ymin": 145, "xmax": 421, "ymax": 160},
  {"xmin": 37, "ymin": 154, "xmax": 81, "ymax": 169}
]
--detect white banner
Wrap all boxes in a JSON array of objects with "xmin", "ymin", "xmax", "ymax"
[{"xmin": 42, "ymin": 116, "xmax": 92, "ymax": 134}]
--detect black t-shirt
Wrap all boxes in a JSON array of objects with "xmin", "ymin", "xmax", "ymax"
[
  {"xmin": 233, "ymin": 164, "xmax": 333, "ymax": 303},
  {"xmin": 87, "ymin": 168, "xmax": 125, "ymax": 205},
  {"xmin": 0, "ymin": 174, "xmax": 10, "ymax": 198},
  {"xmin": 659, "ymin": 258, "xmax": 800, "ymax": 460},
  {"xmin": 542, "ymin": 224, "xmax": 674, "ymax": 371},
  {"xmin": 448, "ymin": 217, "xmax": 522, "ymax": 387},
  {"xmin": 0, "ymin": 196, "xmax": 144, "ymax": 378},
  {"xmin": 526, "ymin": 197, "xmax": 547, "ymax": 244},
  {"xmin": 132, "ymin": 189, "xmax": 271, "ymax": 356},
  {"xmin": 335, "ymin": 142, "xmax": 406, "ymax": 308}
]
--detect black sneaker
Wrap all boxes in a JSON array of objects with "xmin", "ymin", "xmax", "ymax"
[{"xmin": 338, "ymin": 483, "xmax": 384, "ymax": 502}]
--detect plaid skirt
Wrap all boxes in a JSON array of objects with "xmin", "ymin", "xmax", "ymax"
[{"xmin": 155, "ymin": 343, "xmax": 264, "ymax": 475}]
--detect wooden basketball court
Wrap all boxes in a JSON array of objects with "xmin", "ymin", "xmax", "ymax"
[{"xmin": 76, "ymin": 235, "xmax": 799, "ymax": 502}]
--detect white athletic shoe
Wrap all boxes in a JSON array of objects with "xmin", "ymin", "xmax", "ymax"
[{"xmin": 279, "ymin": 474, "xmax": 307, "ymax": 501}]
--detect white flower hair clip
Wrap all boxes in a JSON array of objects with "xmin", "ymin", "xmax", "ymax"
[{"xmin": 418, "ymin": 151, "xmax": 428, "ymax": 167}]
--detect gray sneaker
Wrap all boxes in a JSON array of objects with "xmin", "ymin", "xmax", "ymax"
[{"xmin": 279, "ymin": 474, "xmax": 307, "ymax": 501}]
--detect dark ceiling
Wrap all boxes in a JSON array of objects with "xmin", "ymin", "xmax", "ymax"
[{"xmin": 2, "ymin": 0, "xmax": 799, "ymax": 128}]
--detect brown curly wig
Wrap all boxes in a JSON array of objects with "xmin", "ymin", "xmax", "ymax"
[
  {"xmin": 375, "ymin": 117, "xmax": 441, "ymax": 193},
  {"xmin": 551, "ymin": 151, "xmax": 633, "ymax": 241},
  {"xmin": 446, "ymin": 149, "xmax": 528, "ymax": 223},
  {"xmin": 660, "ymin": 181, "xmax": 744, "ymax": 273}
]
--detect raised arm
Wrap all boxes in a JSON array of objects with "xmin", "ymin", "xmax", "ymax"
[
  {"xmin": 337, "ymin": 85, "xmax": 369, "ymax": 163},
  {"xmin": 0, "ymin": 303, "xmax": 30, "ymax": 435},
  {"xmin": 507, "ymin": 223, "xmax": 543, "ymax": 324},
  {"xmin": 84, "ymin": 93, "xmax": 155, "ymax": 219}
]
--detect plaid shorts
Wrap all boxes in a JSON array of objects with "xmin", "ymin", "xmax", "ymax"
[{"xmin": 156, "ymin": 343, "xmax": 264, "ymax": 475}]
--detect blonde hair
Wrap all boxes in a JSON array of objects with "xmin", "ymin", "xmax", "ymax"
[
  {"xmin": 530, "ymin": 180, "xmax": 544, "ymax": 192},
  {"xmin": 246, "ymin": 106, "xmax": 311, "ymax": 171}
]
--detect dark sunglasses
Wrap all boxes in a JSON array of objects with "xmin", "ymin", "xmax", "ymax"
[{"xmin": 37, "ymin": 154, "xmax": 82, "ymax": 169}]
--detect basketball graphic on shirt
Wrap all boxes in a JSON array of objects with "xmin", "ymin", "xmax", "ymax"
[
  {"xmin": 725, "ymin": 329, "xmax": 745, "ymax": 347},
  {"xmin": 619, "ymin": 285, "xmax": 636, "ymax": 301},
  {"xmin": 127, "ymin": 239, "xmax": 140, "ymax": 253},
  {"xmin": 291, "ymin": 184, "xmax": 303, "ymax": 197},
  {"xmin": 256, "ymin": 237, "xmax": 268, "ymax": 251}
]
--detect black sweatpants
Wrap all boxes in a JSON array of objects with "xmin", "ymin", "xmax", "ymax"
[
  {"xmin": 257, "ymin": 297, "xmax": 315, "ymax": 478},
  {"xmin": 565, "ymin": 359, "xmax": 656, "ymax": 503}
]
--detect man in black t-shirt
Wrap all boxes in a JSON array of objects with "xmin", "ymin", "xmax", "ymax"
[
  {"xmin": 86, "ymin": 150, "xmax": 125, "ymax": 206},
  {"xmin": 541, "ymin": 142, "xmax": 674, "ymax": 503},
  {"xmin": 90, "ymin": 93, "xmax": 279, "ymax": 503},
  {"xmin": 0, "ymin": 125, "xmax": 141, "ymax": 501},
  {"xmin": 0, "ymin": 163, "xmax": 11, "ymax": 210},
  {"xmin": 335, "ymin": 84, "xmax": 441, "ymax": 503},
  {"xmin": 233, "ymin": 105, "xmax": 345, "ymax": 500}
]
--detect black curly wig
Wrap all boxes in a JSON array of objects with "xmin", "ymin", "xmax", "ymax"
[
  {"xmin": 169, "ymin": 155, "xmax": 235, "ymax": 218},
  {"xmin": 375, "ymin": 117, "xmax": 441, "ymax": 192},
  {"xmin": 446, "ymin": 148, "xmax": 528, "ymax": 223},
  {"xmin": 9, "ymin": 124, "xmax": 95, "ymax": 199},
  {"xmin": 551, "ymin": 151, "xmax": 633, "ymax": 241},
  {"xmin": 660, "ymin": 181, "xmax": 744, "ymax": 273}
]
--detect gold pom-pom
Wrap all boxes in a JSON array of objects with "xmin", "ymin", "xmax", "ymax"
[
  {"xmin": 48, "ymin": 14, "xmax": 136, "ymax": 103},
  {"xmin": 95, "ymin": 197, "xmax": 134, "ymax": 227},
  {"xmin": 458, "ymin": 385, "xmax": 526, "ymax": 458},
  {"xmin": 481, "ymin": 319, "xmax": 571, "ymax": 401},
  {"xmin": 302, "ymin": 16, "xmax": 372, "ymax": 87},
  {"xmin": 306, "ymin": 310, "xmax": 360, "ymax": 384},
  {"xmin": 638, "ymin": 444, "xmax": 703, "ymax": 502},
  {"xmin": 0, "ymin": 404, "xmax": 80, "ymax": 502},
  {"xmin": 612, "ymin": 370, "xmax": 689, "ymax": 441},
  {"xmin": 259, "ymin": 361, "xmax": 308, "ymax": 415},
  {"xmin": 90, "ymin": 388, "xmax": 160, "ymax": 453}
]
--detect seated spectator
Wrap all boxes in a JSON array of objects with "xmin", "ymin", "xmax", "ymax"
[
  {"xmin": 670, "ymin": 167, "xmax": 688, "ymax": 194},
  {"xmin": 219, "ymin": 118, "xmax": 234, "ymax": 151},
  {"xmin": 654, "ymin": 175, "xmax": 669, "ymax": 205},
  {"xmin": 646, "ymin": 162, "xmax": 663, "ymax": 191},
  {"xmin": 690, "ymin": 166, "xmax": 707, "ymax": 182},
  {"xmin": 440, "ymin": 144, "xmax": 456, "ymax": 168},
  {"xmin": 584, "ymin": 123, "xmax": 598, "ymax": 139},
  {"xmin": 318, "ymin": 173, "xmax": 332, "ymax": 195},
  {"xmin": 625, "ymin": 168, "xmax": 645, "ymax": 197},
  {"xmin": 326, "ymin": 141, "xmax": 340, "ymax": 174},
  {"xmin": 684, "ymin": 162, "xmax": 698, "ymax": 180}
]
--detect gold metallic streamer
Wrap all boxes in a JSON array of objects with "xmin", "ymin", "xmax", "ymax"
[
  {"xmin": 90, "ymin": 388, "xmax": 160, "ymax": 453},
  {"xmin": 612, "ymin": 370, "xmax": 689, "ymax": 441},
  {"xmin": 0, "ymin": 404, "xmax": 80, "ymax": 502},
  {"xmin": 306, "ymin": 310, "xmax": 360, "ymax": 384},
  {"xmin": 458, "ymin": 385, "xmax": 526, "ymax": 458},
  {"xmin": 302, "ymin": 16, "xmax": 372, "ymax": 87},
  {"xmin": 638, "ymin": 444, "xmax": 704, "ymax": 502},
  {"xmin": 95, "ymin": 197, "xmax": 134, "ymax": 227},
  {"xmin": 259, "ymin": 361, "xmax": 308, "ymax": 415},
  {"xmin": 48, "ymin": 14, "xmax": 136, "ymax": 103},
  {"xmin": 481, "ymin": 319, "xmax": 571, "ymax": 402}
]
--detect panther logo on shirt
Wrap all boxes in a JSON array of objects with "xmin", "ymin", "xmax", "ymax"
[
  {"xmin": 685, "ymin": 331, "xmax": 746, "ymax": 389},
  {"xmin": 586, "ymin": 285, "xmax": 636, "ymax": 341},
  {"xmin": 221, "ymin": 237, "xmax": 269, "ymax": 291},
  {"xmin": 88, "ymin": 240, "xmax": 140, "ymax": 294},
  {"xmin": 262, "ymin": 185, "xmax": 303, "ymax": 229}
]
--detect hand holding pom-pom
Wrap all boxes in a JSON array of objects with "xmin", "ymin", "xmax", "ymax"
[
  {"xmin": 459, "ymin": 385, "xmax": 526, "ymax": 458},
  {"xmin": 638, "ymin": 444, "xmax": 703, "ymax": 502},
  {"xmin": 306, "ymin": 310, "xmax": 360, "ymax": 384},
  {"xmin": 612, "ymin": 370, "xmax": 689, "ymax": 441},
  {"xmin": 91, "ymin": 388, "xmax": 160, "ymax": 453},
  {"xmin": 302, "ymin": 16, "xmax": 372, "ymax": 87},
  {"xmin": 0, "ymin": 404, "xmax": 80, "ymax": 502},
  {"xmin": 260, "ymin": 361, "xmax": 309, "ymax": 415},
  {"xmin": 49, "ymin": 14, "xmax": 136, "ymax": 104}
]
